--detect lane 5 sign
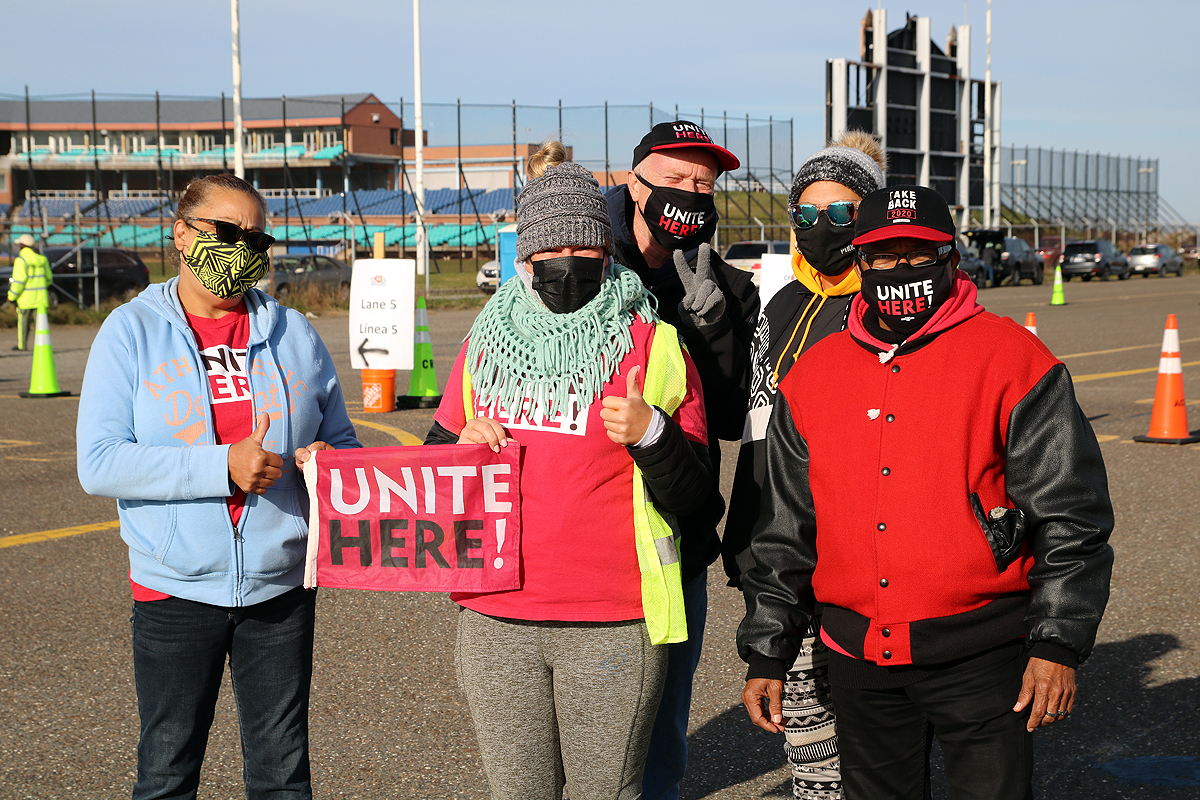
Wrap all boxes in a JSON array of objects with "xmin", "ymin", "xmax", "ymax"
[{"xmin": 348, "ymin": 259, "xmax": 415, "ymax": 370}]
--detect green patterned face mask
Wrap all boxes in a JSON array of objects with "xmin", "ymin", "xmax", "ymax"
[{"xmin": 184, "ymin": 231, "xmax": 269, "ymax": 299}]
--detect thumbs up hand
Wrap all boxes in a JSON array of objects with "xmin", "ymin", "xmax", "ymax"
[
  {"xmin": 229, "ymin": 412, "xmax": 284, "ymax": 495},
  {"xmin": 601, "ymin": 365, "xmax": 654, "ymax": 445}
]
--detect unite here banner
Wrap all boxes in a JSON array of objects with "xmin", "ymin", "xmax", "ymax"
[{"xmin": 303, "ymin": 444, "xmax": 522, "ymax": 592}]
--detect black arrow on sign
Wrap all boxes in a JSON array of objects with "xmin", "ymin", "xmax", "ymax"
[{"xmin": 357, "ymin": 339, "xmax": 389, "ymax": 368}]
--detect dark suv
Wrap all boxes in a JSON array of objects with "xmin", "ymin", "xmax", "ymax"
[
  {"xmin": 963, "ymin": 231, "xmax": 1044, "ymax": 286},
  {"xmin": 43, "ymin": 246, "xmax": 151, "ymax": 305},
  {"xmin": 1058, "ymin": 240, "xmax": 1129, "ymax": 281}
]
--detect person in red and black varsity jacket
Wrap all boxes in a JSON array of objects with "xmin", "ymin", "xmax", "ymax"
[{"xmin": 737, "ymin": 185, "xmax": 1114, "ymax": 800}]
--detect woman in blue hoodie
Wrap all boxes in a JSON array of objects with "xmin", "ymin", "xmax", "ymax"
[{"xmin": 77, "ymin": 174, "xmax": 359, "ymax": 800}]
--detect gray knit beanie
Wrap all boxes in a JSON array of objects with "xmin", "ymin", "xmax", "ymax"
[
  {"xmin": 788, "ymin": 145, "xmax": 885, "ymax": 208},
  {"xmin": 516, "ymin": 162, "xmax": 611, "ymax": 263}
]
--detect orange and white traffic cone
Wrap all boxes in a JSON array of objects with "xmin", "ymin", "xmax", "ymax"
[
  {"xmin": 1133, "ymin": 314, "xmax": 1200, "ymax": 444},
  {"xmin": 1024, "ymin": 312, "xmax": 1038, "ymax": 337}
]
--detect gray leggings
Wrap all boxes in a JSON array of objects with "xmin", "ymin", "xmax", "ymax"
[{"xmin": 455, "ymin": 607, "xmax": 667, "ymax": 800}]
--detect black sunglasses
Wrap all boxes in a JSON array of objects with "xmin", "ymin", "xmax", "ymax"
[
  {"xmin": 186, "ymin": 217, "xmax": 276, "ymax": 253},
  {"xmin": 857, "ymin": 244, "xmax": 955, "ymax": 270},
  {"xmin": 788, "ymin": 200, "xmax": 859, "ymax": 230}
]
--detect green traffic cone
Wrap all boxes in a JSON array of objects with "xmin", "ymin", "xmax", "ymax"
[
  {"xmin": 21, "ymin": 308, "xmax": 71, "ymax": 398},
  {"xmin": 1050, "ymin": 265, "xmax": 1067, "ymax": 306},
  {"xmin": 396, "ymin": 297, "xmax": 442, "ymax": 409}
]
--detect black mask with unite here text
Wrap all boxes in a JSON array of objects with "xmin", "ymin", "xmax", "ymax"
[
  {"xmin": 635, "ymin": 173, "xmax": 718, "ymax": 252},
  {"xmin": 860, "ymin": 263, "xmax": 954, "ymax": 337}
]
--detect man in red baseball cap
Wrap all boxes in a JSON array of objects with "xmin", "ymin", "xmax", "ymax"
[
  {"xmin": 605, "ymin": 121, "xmax": 759, "ymax": 799},
  {"xmin": 739, "ymin": 184, "xmax": 1114, "ymax": 799}
]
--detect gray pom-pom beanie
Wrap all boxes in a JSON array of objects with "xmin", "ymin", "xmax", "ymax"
[
  {"xmin": 788, "ymin": 145, "xmax": 885, "ymax": 208},
  {"xmin": 516, "ymin": 162, "xmax": 611, "ymax": 263}
]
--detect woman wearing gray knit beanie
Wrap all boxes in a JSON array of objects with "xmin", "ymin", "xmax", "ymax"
[
  {"xmin": 424, "ymin": 142, "xmax": 713, "ymax": 800},
  {"xmin": 725, "ymin": 130, "xmax": 887, "ymax": 800}
]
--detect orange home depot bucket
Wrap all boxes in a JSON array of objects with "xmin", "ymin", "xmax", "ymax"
[{"xmin": 361, "ymin": 369, "xmax": 396, "ymax": 413}]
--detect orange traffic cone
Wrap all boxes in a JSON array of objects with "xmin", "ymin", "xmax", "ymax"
[
  {"xmin": 1024, "ymin": 312, "xmax": 1038, "ymax": 337},
  {"xmin": 1133, "ymin": 314, "xmax": 1200, "ymax": 444}
]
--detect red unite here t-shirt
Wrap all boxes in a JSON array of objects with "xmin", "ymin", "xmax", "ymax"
[
  {"xmin": 131, "ymin": 304, "xmax": 254, "ymax": 601},
  {"xmin": 433, "ymin": 319, "xmax": 707, "ymax": 622}
]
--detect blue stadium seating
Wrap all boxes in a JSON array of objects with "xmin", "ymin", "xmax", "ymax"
[
  {"xmin": 359, "ymin": 192, "xmax": 415, "ymax": 217},
  {"xmin": 469, "ymin": 188, "xmax": 519, "ymax": 216},
  {"xmin": 84, "ymin": 197, "xmax": 167, "ymax": 218},
  {"xmin": 18, "ymin": 198, "xmax": 98, "ymax": 220}
]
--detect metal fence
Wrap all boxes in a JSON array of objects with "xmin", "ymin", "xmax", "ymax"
[{"xmin": 2, "ymin": 91, "xmax": 796, "ymax": 259}]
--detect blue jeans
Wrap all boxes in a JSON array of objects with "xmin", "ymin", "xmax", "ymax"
[
  {"xmin": 641, "ymin": 570, "xmax": 708, "ymax": 800},
  {"xmin": 131, "ymin": 587, "xmax": 316, "ymax": 800}
]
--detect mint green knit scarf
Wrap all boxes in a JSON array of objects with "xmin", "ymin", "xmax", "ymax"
[{"xmin": 466, "ymin": 263, "xmax": 658, "ymax": 418}]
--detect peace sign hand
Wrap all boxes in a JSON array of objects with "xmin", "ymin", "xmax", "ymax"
[{"xmin": 673, "ymin": 243, "xmax": 726, "ymax": 327}]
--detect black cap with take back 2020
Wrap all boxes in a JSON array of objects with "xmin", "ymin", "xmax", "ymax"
[
  {"xmin": 632, "ymin": 121, "xmax": 741, "ymax": 174},
  {"xmin": 852, "ymin": 184, "xmax": 956, "ymax": 246}
]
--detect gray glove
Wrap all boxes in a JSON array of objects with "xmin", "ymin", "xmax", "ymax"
[{"xmin": 673, "ymin": 244, "xmax": 725, "ymax": 328}]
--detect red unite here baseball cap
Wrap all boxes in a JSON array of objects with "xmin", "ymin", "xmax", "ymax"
[
  {"xmin": 852, "ymin": 185, "xmax": 957, "ymax": 245},
  {"xmin": 632, "ymin": 121, "xmax": 741, "ymax": 173}
]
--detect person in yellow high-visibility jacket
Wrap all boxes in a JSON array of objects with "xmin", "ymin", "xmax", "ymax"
[{"xmin": 7, "ymin": 234, "xmax": 53, "ymax": 351}]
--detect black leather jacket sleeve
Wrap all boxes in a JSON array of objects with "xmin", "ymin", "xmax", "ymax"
[
  {"xmin": 1006, "ymin": 363, "xmax": 1115, "ymax": 666},
  {"xmin": 629, "ymin": 408, "xmax": 713, "ymax": 516},
  {"xmin": 736, "ymin": 393, "xmax": 817, "ymax": 678},
  {"xmin": 423, "ymin": 420, "xmax": 458, "ymax": 445}
]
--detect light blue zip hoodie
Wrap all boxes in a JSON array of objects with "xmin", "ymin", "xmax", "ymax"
[{"xmin": 77, "ymin": 278, "xmax": 360, "ymax": 607}]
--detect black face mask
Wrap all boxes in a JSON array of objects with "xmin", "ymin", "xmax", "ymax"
[
  {"xmin": 530, "ymin": 255, "xmax": 606, "ymax": 314},
  {"xmin": 793, "ymin": 217, "xmax": 858, "ymax": 277},
  {"xmin": 634, "ymin": 173, "xmax": 718, "ymax": 252},
  {"xmin": 859, "ymin": 263, "xmax": 955, "ymax": 337}
]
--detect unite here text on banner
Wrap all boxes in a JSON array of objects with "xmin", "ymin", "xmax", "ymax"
[{"xmin": 303, "ymin": 444, "xmax": 522, "ymax": 592}]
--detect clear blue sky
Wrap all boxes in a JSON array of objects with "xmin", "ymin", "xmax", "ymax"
[{"xmin": 8, "ymin": 0, "xmax": 1199, "ymax": 222}]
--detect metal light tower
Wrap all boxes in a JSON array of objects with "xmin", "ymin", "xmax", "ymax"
[
  {"xmin": 413, "ymin": 0, "xmax": 429, "ymax": 288},
  {"xmin": 231, "ymin": 0, "xmax": 245, "ymax": 178}
]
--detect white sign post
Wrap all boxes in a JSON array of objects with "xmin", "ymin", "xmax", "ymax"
[{"xmin": 348, "ymin": 259, "xmax": 416, "ymax": 371}]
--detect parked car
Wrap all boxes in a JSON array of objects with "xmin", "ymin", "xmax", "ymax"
[
  {"xmin": 4, "ymin": 246, "xmax": 152, "ymax": 306},
  {"xmin": 955, "ymin": 240, "xmax": 988, "ymax": 289},
  {"xmin": 1058, "ymin": 240, "xmax": 1130, "ymax": 281},
  {"xmin": 962, "ymin": 231, "xmax": 1043, "ymax": 285},
  {"xmin": 255, "ymin": 254, "xmax": 353, "ymax": 299},
  {"xmin": 1128, "ymin": 243, "xmax": 1184, "ymax": 277},
  {"xmin": 722, "ymin": 240, "xmax": 790, "ymax": 284},
  {"xmin": 476, "ymin": 259, "xmax": 500, "ymax": 294},
  {"xmin": 1034, "ymin": 236, "xmax": 1062, "ymax": 273}
]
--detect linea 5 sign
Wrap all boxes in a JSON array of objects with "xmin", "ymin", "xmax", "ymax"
[
  {"xmin": 348, "ymin": 258, "xmax": 415, "ymax": 371},
  {"xmin": 303, "ymin": 444, "xmax": 522, "ymax": 592}
]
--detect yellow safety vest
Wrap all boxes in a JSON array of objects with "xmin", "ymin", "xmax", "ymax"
[
  {"xmin": 8, "ymin": 247, "xmax": 52, "ymax": 310},
  {"xmin": 462, "ymin": 322, "xmax": 690, "ymax": 645}
]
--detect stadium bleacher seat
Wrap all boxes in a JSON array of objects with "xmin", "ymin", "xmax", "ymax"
[
  {"xmin": 84, "ymin": 197, "xmax": 166, "ymax": 219},
  {"xmin": 311, "ymin": 144, "xmax": 344, "ymax": 160},
  {"xmin": 18, "ymin": 198, "xmax": 98, "ymax": 220},
  {"xmin": 357, "ymin": 191, "xmax": 415, "ymax": 217},
  {"xmin": 469, "ymin": 188, "xmax": 518, "ymax": 216}
]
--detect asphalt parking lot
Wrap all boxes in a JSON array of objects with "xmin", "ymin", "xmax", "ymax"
[{"xmin": 1, "ymin": 275, "xmax": 1198, "ymax": 798}]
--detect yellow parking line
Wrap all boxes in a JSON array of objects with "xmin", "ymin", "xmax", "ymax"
[
  {"xmin": 1058, "ymin": 337, "xmax": 1200, "ymax": 360},
  {"xmin": 349, "ymin": 417, "xmax": 423, "ymax": 446},
  {"xmin": 0, "ymin": 519, "xmax": 120, "ymax": 549},
  {"xmin": 1072, "ymin": 360, "xmax": 1200, "ymax": 383}
]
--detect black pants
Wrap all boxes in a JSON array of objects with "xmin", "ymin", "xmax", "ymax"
[{"xmin": 832, "ymin": 642, "xmax": 1033, "ymax": 800}]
